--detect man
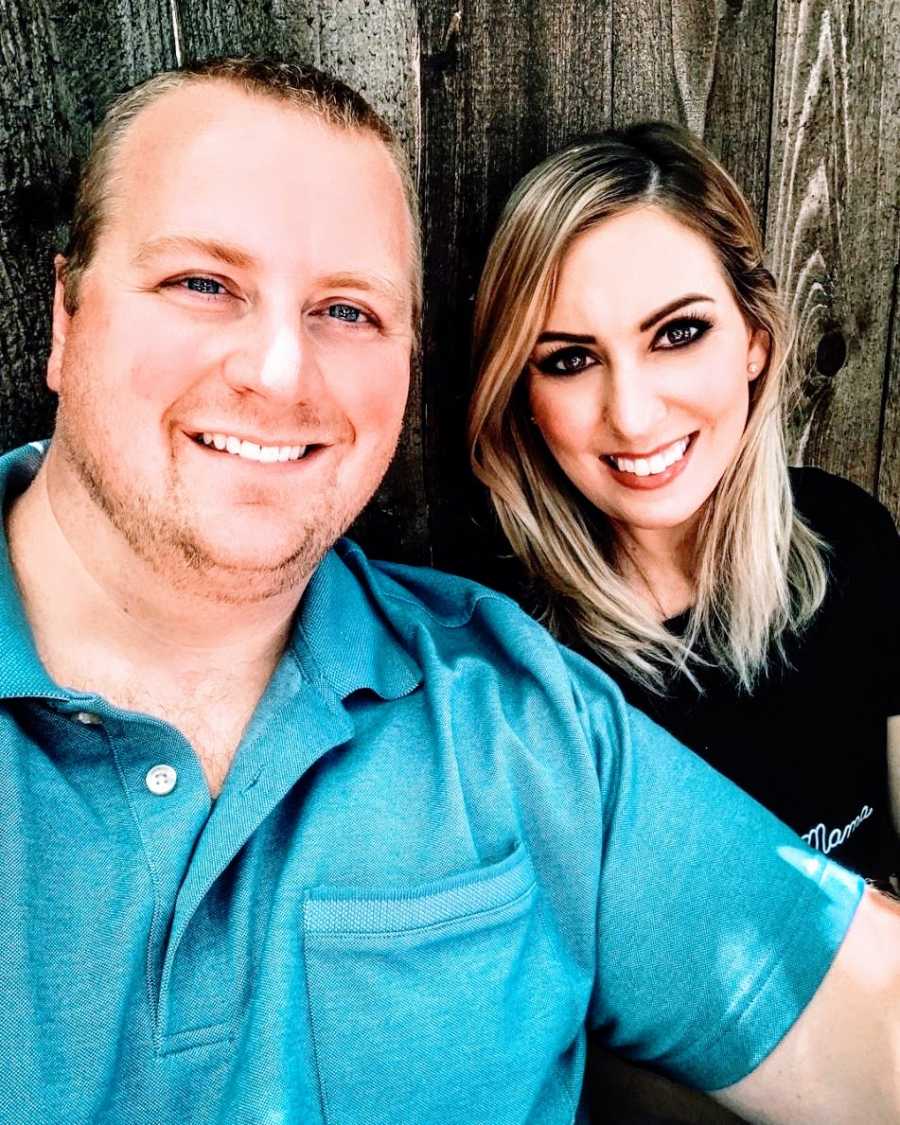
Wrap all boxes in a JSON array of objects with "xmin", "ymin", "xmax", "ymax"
[{"xmin": 0, "ymin": 57, "xmax": 896, "ymax": 1125}]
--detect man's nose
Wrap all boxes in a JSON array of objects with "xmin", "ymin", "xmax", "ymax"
[
  {"xmin": 602, "ymin": 367, "xmax": 666, "ymax": 444},
  {"xmin": 222, "ymin": 310, "xmax": 314, "ymax": 403}
]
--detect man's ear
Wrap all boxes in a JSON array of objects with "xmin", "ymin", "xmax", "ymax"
[
  {"xmin": 47, "ymin": 255, "xmax": 72, "ymax": 393},
  {"xmin": 747, "ymin": 328, "xmax": 770, "ymax": 382}
]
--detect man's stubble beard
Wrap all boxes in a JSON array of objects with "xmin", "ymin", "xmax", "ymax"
[{"xmin": 52, "ymin": 400, "xmax": 376, "ymax": 607}]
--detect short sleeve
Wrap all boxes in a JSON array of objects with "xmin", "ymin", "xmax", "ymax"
[{"xmin": 577, "ymin": 666, "xmax": 865, "ymax": 1091}]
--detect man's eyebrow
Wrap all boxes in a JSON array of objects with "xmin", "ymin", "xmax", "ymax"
[
  {"xmin": 639, "ymin": 293, "xmax": 714, "ymax": 332},
  {"xmin": 319, "ymin": 272, "xmax": 410, "ymax": 310},
  {"xmin": 133, "ymin": 236, "xmax": 258, "ymax": 270}
]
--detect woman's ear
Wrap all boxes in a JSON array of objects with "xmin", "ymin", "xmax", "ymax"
[{"xmin": 746, "ymin": 328, "xmax": 770, "ymax": 382}]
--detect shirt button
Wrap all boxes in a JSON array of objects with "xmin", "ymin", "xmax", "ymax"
[
  {"xmin": 145, "ymin": 764, "xmax": 178, "ymax": 796},
  {"xmin": 73, "ymin": 711, "xmax": 103, "ymax": 726}
]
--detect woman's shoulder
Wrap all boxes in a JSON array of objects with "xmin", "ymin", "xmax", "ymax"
[{"xmin": 789, "ymin": 466, "xmax": 898, "ymax": 545}]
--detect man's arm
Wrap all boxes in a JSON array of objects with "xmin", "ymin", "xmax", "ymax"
[{"xmin": 714, "ymin": 888, "xmax": 900, "ymax": 1123}]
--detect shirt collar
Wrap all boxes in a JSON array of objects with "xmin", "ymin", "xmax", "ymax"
[
  {"xmin": 289, "ymin": 541, "xmax": 422, "ymax": 702},
  {"xmin": 0, "ymin": 442, "xmax": 65, "ymax": 701},
  {"xmin": 0, "ymin": 441, "xmax": 421, "ymax": 705}
]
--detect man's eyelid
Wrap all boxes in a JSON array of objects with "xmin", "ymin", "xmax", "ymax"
[
  {"xmin": 164, "ymin": 271, "xmax": 238, "ymax": 296},
  {"xmin": 314, "ymin": 297, "xmax": 378, "ymax": 324}
]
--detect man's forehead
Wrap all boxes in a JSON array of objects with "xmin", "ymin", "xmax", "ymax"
[
  {"xmin": 113, "ymin": 80, "xmax": 391, "ymax": 186},
  {"xmin": 99, "ymin": 80, "xmax": 414, "ymax": 293}
]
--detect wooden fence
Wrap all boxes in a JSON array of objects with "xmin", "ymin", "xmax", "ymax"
[{"xmin": 2, "ymin": 0, "xmax": 898, "ymax": 587}]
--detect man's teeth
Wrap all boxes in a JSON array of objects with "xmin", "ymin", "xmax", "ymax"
[
  {"xmin": 200, "ymin": 433, "xmax": 307, "ymax": 462},
  {"xmin": 609, "ymin": 437, "xmax": 690, "ymax": 477}
]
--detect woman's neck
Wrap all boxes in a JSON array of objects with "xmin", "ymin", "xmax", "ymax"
[{"xmin": 613, "ymin": 521, "xmax": 698, "ymax": 622}]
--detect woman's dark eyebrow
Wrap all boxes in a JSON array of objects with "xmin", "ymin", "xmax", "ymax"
[
  {"xmin": 535, "ymin": 330, "xmax": 596, "ymax": 345},
  {"xmin": 639, "ymin": 293, "xmax": 714, "ymax": 332}
]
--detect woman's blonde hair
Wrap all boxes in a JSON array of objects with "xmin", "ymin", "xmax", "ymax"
[{"xmin": 468, "ymin": 122, "xmax": 828, "ymax": 694}]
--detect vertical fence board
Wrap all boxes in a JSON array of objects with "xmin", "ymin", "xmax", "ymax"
[
  {"xmin": 612, "ymin": 0, "xmax": 776, "ymax": 219},
  {"xmin": 418, "ymin": 0, "xmax": 613, "ymax": 577},
  {"xmin": 873, "ymin": 36, "xmax": 900, "ymax": 526},
  {"xmin": 0, "ymin": 0, "xmax": 175, "ymax": 449},
  {"xmin": 767, "ymin": 0, "xmax": 900, "ymax": 493},
  {"xmin": 878, "ymin": 262, "xmax": 900, "ymax": 524}
]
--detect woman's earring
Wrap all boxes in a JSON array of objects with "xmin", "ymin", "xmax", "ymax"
[{"xmin": 748, "ymin": 362, "xmax": 760, "ymax": 375}]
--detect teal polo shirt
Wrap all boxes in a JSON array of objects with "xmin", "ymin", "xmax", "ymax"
[{"xmin": 0, "ymin": 443, "xmax": 863, "ymax": 1124}]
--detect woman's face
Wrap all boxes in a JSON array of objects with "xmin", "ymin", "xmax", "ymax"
[{"xmin": 527, "ymin": 205, "xmax": 768, "ymax": 542}]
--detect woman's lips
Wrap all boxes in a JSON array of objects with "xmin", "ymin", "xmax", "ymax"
[{"xmin": 603, "ymin": 433, "xmax": 697, "ymax": 491}]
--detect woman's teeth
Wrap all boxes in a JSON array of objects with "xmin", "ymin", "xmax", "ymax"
[
  {"xmin": 199, "ymin": 432, "xmax": 307, "ymax": 463},
  {"xmin": 608, "ymin": 436, "xmax": 690, "ymax": 477}
]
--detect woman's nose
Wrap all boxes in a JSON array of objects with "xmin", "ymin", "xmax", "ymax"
[{"xmin": 602, "ymin": 368, "xmax": 667, "ymax": 445}]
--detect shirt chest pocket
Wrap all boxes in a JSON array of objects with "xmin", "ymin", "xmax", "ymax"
[{"xmin": 302, "ymin": 844, "xmax": 581, "ymax": 1125}]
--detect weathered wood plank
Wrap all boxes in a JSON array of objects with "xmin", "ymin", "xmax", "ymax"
[
  {"xmin": 612, "ymin": 0, "xmax": 777, "ymax": 221},
  {"xmin": 877, "ymin": 259, "xmax": 900, "ymax": 525},
  {"xmin": 767, "ymin": 0, "xmax": 900, "ymax": 496},
  {"xmin": 418, "ymin": 0, "xmax": 613, "ymax": 578},
  {"xmin": 873, "ymin": 68, "xmax": 900, "ymax": 524},
  {"xmin": 0, "ymin": 0, "xmax": 176, "ymax": 452},
  {"xmin": 176, "ymin": 0, "xmax": 428, "ymax": 562}
]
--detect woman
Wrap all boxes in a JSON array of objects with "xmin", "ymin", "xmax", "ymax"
[{"xmin": 469, "ymin": 122, "xmax": 899, "ymax": 887}]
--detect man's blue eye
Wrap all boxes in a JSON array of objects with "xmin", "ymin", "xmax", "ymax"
[
  {"xmin": 184, "ymin": 277, "xmax": 224, "ymax": 295},
  {"xmin": 328, "ymin": 303, "xmax": 364, "ymax": 322}
]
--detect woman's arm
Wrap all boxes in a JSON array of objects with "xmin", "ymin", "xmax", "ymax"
[{"xmin": 713, "ymin": 888, "xmax": 900, "ymax": 1123}]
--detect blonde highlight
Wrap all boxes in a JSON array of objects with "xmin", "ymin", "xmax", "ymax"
[{"xmin": 469, "ymin": 123, "xmax": 828, "ymax": 694}]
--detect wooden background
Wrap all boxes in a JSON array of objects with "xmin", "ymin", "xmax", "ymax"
[
  {"xmin": 1, "ymin": 0, "xmax": 899, "ymax": 585},
  {"xmin": 1, "ymin": 3, "xmax": 897, "ymax": 1119}
]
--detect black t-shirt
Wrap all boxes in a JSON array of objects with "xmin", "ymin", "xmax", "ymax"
[{"xmin": 569, "ymin": 468, "xmax": 900, "ymax": 885}]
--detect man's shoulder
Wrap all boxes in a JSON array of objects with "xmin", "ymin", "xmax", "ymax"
[
  {"xmin": 332, "ymin": 538, "xmax": 620, "ymax": 696},
  {"xmin": 336, "ymin": 538, "xmax": 543, "ymax": 636}
]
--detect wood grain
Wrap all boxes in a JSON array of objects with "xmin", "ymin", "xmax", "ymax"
[
  {"xmin": 873, "ymin": 26, "xmax": 900, "ymax": 526},
  {"xmin": 612, "ymin": 0, "xmax": 777, "ymax": 220},
  {"xmin": 767, "ymin": 0, "xmax": 900, "ymax": 494},
  {"xmin": 0, "ymin": 0, "xmax": 175, "ymax": 450},
  {"xmin": 418, "ymin": 0, "xmax": 613, "ymax": 578},
  {"xmin": 878, "ymin": 259, "xmax": 900, "ymax": 525}
]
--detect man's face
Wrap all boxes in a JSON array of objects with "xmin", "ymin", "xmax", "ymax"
[{"xmin": 47, "ymin": 82, "xmax": 414, "ymax": 601}]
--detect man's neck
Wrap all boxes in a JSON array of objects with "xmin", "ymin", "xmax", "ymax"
[
  {"xmin": 6, "ymin": 461, "xmax": 304, "ymax": 794},
  {"xmin": 8, "ymin": 463, "xmax": 301, "ymax": 672}
]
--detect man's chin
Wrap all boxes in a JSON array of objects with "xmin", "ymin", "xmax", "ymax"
[{"xmin": 168, "ymin": 525, "xmax": 333, "ymax": 603}]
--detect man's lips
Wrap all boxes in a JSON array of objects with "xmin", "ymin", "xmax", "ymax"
[{"xmin": 186, "ymin": 429, "xmax": 324, "ymax": 465}]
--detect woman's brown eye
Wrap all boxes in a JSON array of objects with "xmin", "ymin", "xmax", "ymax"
[
  {"xmin": 656, "ymin": 316, "xmax": 712, "ymax": 349},
  {"xmin": 537, "ymin": 347, "xmax": 592, "ymax": 376}
]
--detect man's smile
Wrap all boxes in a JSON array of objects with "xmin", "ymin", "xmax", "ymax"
[{"xmin": 194, "ymin": 431, "xmax": 312, "ymax": 463}]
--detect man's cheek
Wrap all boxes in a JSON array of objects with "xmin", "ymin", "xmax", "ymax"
[{"xmin": 129, "ymin": 331, "xmax": 211, "ymax": 403}]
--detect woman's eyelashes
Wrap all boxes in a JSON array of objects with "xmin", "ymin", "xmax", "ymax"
[
  {"xmin": 534, "ymin": 345, "xmax": 595, "ymax": 376},
  {"xmin": 533, "ymin": 314, "xmax": 715, "ymax": 375},
  {"xmin": 652, "ymin": 314, "xmax": 713, "ymax": 350}
]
